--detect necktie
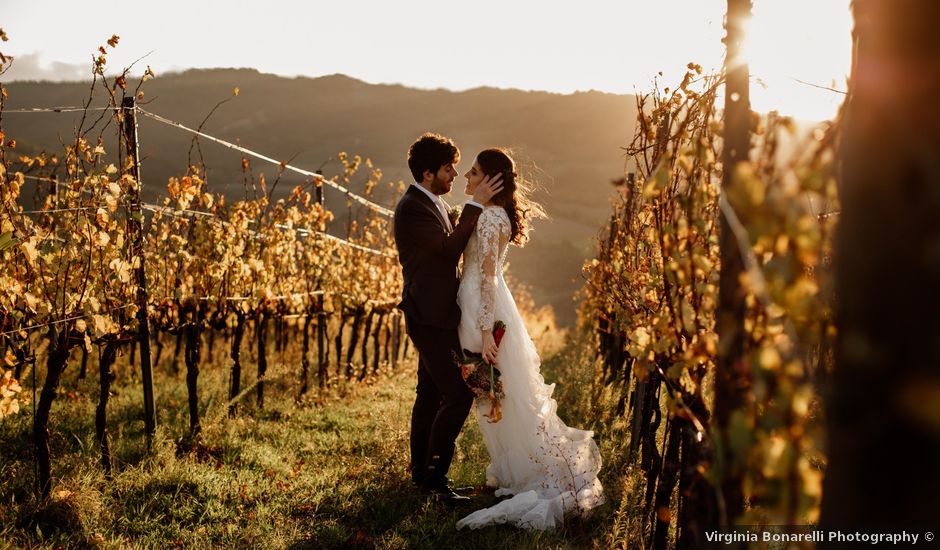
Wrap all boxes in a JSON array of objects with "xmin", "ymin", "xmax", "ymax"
[{"xmin": 437, "ymin": 200, "xmax": 453, "ymax": 232}]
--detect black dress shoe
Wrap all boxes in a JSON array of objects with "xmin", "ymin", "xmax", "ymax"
[
  {"xmin": 442, "ymin": 477, "xmax": 475, "ymax": 494},
  {"xmin": 412, "ymin": 477, "xmax": 474, "ymax": 495},
  {"xmin": 419, "ymin": 483, "xmax": 472, "ymax": 505}
]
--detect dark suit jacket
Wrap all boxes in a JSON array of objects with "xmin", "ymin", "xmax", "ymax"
[{"xmin": 393, "ymin": 185, "xmax": 482, "ymax": 329}]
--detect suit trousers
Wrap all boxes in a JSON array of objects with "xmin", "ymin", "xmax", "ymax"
[{"xmin": 405, "ymin": 314, "xmax": 474, "ymax": 486}]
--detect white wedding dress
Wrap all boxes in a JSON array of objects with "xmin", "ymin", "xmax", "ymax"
[{"xmin": 454, "ymin": 206, "xmax": 604, "ymax": 530}]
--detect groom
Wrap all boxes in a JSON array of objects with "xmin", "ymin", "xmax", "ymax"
[{"xmin": 393, "ymin": 133, "xmax": 503, "ymax": 503}]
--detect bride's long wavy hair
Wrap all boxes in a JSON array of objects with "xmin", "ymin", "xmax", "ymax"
[{"xmin": 476, "ymin": 148, "xmax": 546, "ymax": 246}]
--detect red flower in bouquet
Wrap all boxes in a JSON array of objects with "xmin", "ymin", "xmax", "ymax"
[
  {"xmin": 492, "ymin": 320, "xmax": 506, "ymax": 346},
  {"xmin": 453, "ymin": 320, "xmax": 507, "ymax": 422}
]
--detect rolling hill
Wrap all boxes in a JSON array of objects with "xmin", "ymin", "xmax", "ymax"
[{"xmin": 3, "ymin": 69, "xmax": 638, "ymax": 325}]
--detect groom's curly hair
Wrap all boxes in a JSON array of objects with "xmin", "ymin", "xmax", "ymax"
[{"xmin": 408, "ymin": 133, "xmax": 460, "ymax": 183}]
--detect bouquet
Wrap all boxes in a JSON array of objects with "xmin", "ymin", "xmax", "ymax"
[{"xmin": 453, "ymin": 320, "xmax": 506, "ymax": 422}]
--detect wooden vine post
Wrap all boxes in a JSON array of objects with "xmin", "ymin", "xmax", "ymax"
[
  {"xmin": 315, "ymin": 178, "xmax": 329, "ymax": 388},
  {"xmin": 121, "ymin": 96, "xmax": 157, "ymax": 443},
  {"xmin": 256, "ymin": 308, "xmax": 268, "ymax": 408},
  {"xmin": 229, "ymin": 310, "xmax": 246, "ymax": 417},
  {"xmin": 714, "ymin": 0, "xmax": 752, "ymax": 527},
  {"xmin": 358, "ymin": 306, "xmax": 374, "ymax": 381},
  {"xmin": 299, "ymin": 311, "xmax": 312, "ymax": 396},
  {"xmin": 335, "ymin": 311, "xmax": 347, "ymax": 379},
  {"xmin": 346, "ymin": 306, "xmax": 364, "ymax": 379},
  {"xmin": 34, "ymin": 332, "xmax": 72, "ymax": 499},
  {"xmin": 390, "ymin": 311, "xmax": 401, "ymax": 370},
  {"xmin": 95, "ymin": 339, "xmax": 121, "ymax": 477}
]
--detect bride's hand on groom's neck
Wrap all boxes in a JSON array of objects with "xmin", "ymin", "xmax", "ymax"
[{"xmin": 473, "ymin": 173, "xmax": 504, "ymax": 206}]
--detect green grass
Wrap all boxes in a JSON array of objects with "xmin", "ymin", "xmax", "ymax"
[{"xmin": 0, "ymin": 331, "xmax": 645, "ymax": 549}]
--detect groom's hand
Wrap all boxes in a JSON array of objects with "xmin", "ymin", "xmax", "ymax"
[
  {"xmin": 472, "ymin": 173, "xmax": 504, "ymax": 204},
  {"xmin": 482, "ymin": 330, "xmax": 499, "ymax": 364}
]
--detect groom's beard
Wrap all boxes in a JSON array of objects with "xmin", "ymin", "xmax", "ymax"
[{"xmin": 429, "ymin": 174, "xmax": 452, "ymax": 195}]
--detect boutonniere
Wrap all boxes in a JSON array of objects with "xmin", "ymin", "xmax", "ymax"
[{"xmin": 447, "ymin": 205, "xmax": 462, "ymax": 226}]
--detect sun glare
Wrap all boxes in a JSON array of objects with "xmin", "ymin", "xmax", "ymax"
[{"xmin": 741, "ymin": 0, "xmax": 853, "ymax": 121}]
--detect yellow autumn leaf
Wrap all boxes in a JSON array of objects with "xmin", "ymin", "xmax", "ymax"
[
  {"xmin": 680, "ymin": 298, "xmax": 697, "ymax": 334},
  {"xmin": 23, "ymin": 292, "xmax": 39, "ymax": 310},
  {"xmin": 643, "ymin": 156, "xmax": 672, "ymax": 199},
  {"xmin": 758, "ymin": 346, "xmax": 782, "ymax": 371},
  {"xmin": 93, "ymin": 314, "xmax": 109, "ymax": 335},
  {"xmin": 630, "ymin": 327, "xmax": 651, "ymax": 348},
  {"xmin": 0, "ymin": 368, "xmax": 22, "ymax": 418},
  {"xmin": 0, "ymin": 398, "xmax": 20, "ymax": 418},
  {"xmin": 109, "ymin": 258, "xmax": 132, "ymax": 283},
  {"xmin": 20, "ymin": 239, "xmax": 38, "ymax": 264}
]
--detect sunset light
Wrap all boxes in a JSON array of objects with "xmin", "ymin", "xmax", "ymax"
[
  {"xmin": 3, "ymin": 0, "xmax": 854, "ymax": 121},
  {"xmin": 6, "ymin": 1, "xmax": 934, "ymax": 546},
  {"xmin": 742, "ymin": 0, "xmax": 853, "ymax": 120}
]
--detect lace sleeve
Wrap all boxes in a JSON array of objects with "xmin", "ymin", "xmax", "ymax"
[{"xmin": 476, "ymin": 209, "xmax": 509, "ymax": 331}]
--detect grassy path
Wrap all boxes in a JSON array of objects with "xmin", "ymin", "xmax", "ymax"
[
  {"xmin": 297, "ymin": 366, "xmax": 608, "ymax": 548},
  {"xmin": 0, "ymin": 337, "xmax": 639, "ymax": 549}
]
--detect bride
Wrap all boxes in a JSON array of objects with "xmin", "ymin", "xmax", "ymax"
[{"xmin": 454, "ymin": 148, "xmax": 604, "ymax": 530}]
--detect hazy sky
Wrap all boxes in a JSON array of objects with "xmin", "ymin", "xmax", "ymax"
[{"xmin": 2, "ymin": 0, "xmax": 852, "ymax": 120}]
